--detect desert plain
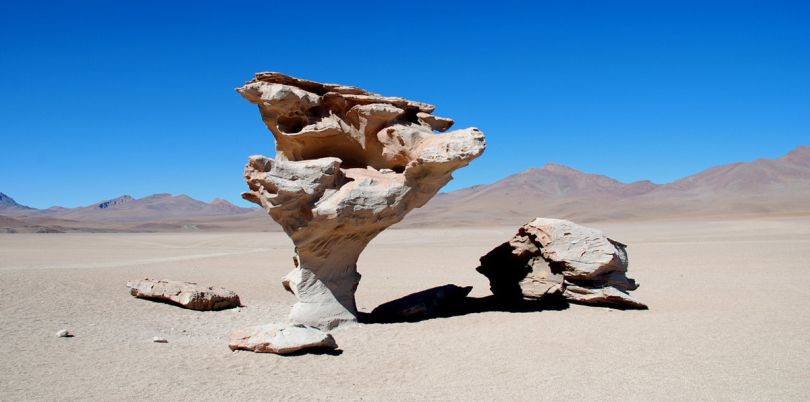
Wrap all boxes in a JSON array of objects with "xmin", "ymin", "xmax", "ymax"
[{"xmin": 1, "ymin": 216, "xmax": 808, "ymax": 400}]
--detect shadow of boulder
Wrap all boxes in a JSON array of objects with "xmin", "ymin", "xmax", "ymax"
[{"xmin": 360, "ymin": 284, "xmax": 569, "ymax": 324}]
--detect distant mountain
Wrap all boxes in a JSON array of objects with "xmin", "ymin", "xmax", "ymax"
[
  {"xmin": 0, "ymin": 192, "xmax": 34, "ymax": 211},
  {"xmin": 429, "ymin": 162, "xmax": 658, "ymax": 203},
  {"xmin": 402, "ymin": 162, "xmax": 661, "ymax": 226},
  {"xmin": 96, "ymin": 195, "xmax": 134, "ymax": 209},
  {"xmin": 781, "ymin": 145, "xmax": 810, "ymax": 166},
  {"xmin": 23, "ymin": 193, "xmax": 257, "ymax": 223},
  {"xmin": 617, "ymin": 145, "xmax": 810, "ymax": 219},
  {"xmin": 401, "ymin": 146, "xmax": 810, "ymax": 226},
  {"xmin": 209, "ymin": 198, "xmax": 247, "ymax": 214},
  {"xmin": 0, "ymin": 193, "xmax": 265, "ymax": 232},
  {"xmin": 662, "ymin": 146, "xmax": 810, "ymax": 193},
  {"xmin": 2, "ymin": 146, "xmax": 809, "ymax": 232}
]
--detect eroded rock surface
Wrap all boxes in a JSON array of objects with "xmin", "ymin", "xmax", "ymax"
[
  {"xmin": 563, "ymin": 284, "xmax": 648, "ymax": 309},
  {"xmin": 476, "ymin": 218, "xmax": 647, "ymax": 309},
  {"xmin": 239, "ymin": 72, "xmax": 486, "ymax": 329},
  {"xmin": 127, "ymin": 279, "xmax": 241, "ymax": 311},
  {"xmin": 228, "ymin": 323, "xmax": 337, "ymax": 355}
]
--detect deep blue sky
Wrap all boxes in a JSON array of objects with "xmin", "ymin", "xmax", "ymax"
[{"xmin": 1, "ymin": 0, "xmax": 808, "ymax": 208}]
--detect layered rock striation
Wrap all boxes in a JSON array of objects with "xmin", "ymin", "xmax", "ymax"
[
  {"xmin": 239, "ymin": 73, "xmax": 486, "ymax": 329},
  {"xmin": 127, "ymin": 279, "xmax": 242, "ymax": 311},
  {"xmin": 476, "ymin": 218, "xmax": 647, "ymax": 309}
]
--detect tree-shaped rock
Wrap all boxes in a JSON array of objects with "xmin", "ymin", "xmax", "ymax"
[{"xmin": 239, "ymin": 73, "xmax": 486, "ymax": 329}]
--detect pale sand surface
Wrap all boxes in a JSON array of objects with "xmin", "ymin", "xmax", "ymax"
[{"xmin": 1, "ymin": 218, "xmax": 809, "ymax": 400}]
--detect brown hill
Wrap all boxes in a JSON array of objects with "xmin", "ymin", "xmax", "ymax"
[
  {"xmin": 0, "ymin": 192, "xmax": 34, "ymax": 212},
  {"xmin": 2, "ymin": 146, "xmax": 808, "ymax": 232},
  {"xmin": 8, "ymin": 193, "xmax": 256, "ymax": 223},
  {"xmin": 0, "ymin": 215, "xmax": 26, "ymax": 228},
  {"xmin": 623, "ymin": 146, "xmax": 810, "ymax": 219},
  {"xmin": 401, "ymin": 146, "xmax": 810, "ymax": 227},
  {"xmin": 0, "ymin": 194, "xmax": 273, "ymax": 232}
]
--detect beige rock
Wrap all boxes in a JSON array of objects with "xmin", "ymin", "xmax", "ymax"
[
  {"xmin": 55, "ymin": 329, "xmax": 72, "ymax": 338},
  {"xmin": 519, "ymin": 257, "xmax": 565, "ymax": 299},
  {"xmin": 228, "ymin": 323, "xmax": 337, "ymax": 355},
  {"xmin": 477, "ymin": 218, "xmax": 646, "ymax": 309},
  {"xmin": 126, "ymin": 279, "xmax": 241, "ymax": 311},
  {"xmin": 417, "ymin": 112, "xmax": 454, "ymax": 132},
  {"xmin": 239, "ymin": 72, "xmax": 486, "ymax": 329},
  {"xmin": 525, "ymin": 218, "xmax": 633, "ymax": 286},
  {"xmin": 563, "ymin": 284, "xmax": 648, "ymax": 309}
]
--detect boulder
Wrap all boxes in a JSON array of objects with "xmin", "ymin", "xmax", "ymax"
[
  {"xmin": 127, "ymin": 279, "xmax": 241, "ymax": 311},
  {"xmin": 370, "ymin": 284, "xmax": 472, "ymax": 322},
  {"xmin": 239, "ymin": 72, "xmax": 486, "ymax": 330},
  {"xmin": 476, "ymin": 218, "xmax": 647, "ymax": 309},
  {"xmin": 228, "ymin": 323, "xmax": 337, "ymax": 355}
]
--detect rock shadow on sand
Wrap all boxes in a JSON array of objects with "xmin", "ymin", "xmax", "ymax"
[{"xmin": 359, "ymin": 284, "xmax": 570, "ymax": 324}]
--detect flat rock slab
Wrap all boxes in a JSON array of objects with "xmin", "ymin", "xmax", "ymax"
[
  {"xmin": 127, "ymin": 278, "xmax": 241, "ymax": 311},
  {"xmin": 370, "ymin": 284, "xmax": 473, "ymax": 322},
  {"xmin": 564, "ymin": 284, "xmax": 648, "ymax": 309},
  {"xmin": 228, "ymin": 324, "xmax": 337, "ymax": 355}
]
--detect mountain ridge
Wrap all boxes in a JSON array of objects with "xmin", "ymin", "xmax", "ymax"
[
  {"xmin": 0, "ymin": 192, "xmax": 34, "ymax": 211},
  {"xmin": 2, "ymin": 145, "xmax": 809, "ymax": 232},
  {"xmin": 402, "ymin": 145, "xmax": 810, "ymax": 226},
  {"xmin": 0, "ymin": 193, "xmax": 261, "ymax": 231}
]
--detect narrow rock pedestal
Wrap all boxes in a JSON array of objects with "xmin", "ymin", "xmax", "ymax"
[{"xmin": 239, "ymin": 72, "xmax": 486, "ymax": 330}]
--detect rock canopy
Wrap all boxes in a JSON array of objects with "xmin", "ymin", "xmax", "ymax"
[
  {"xmin": 476, "ymin": 218, "xmax": 647, "ymax": 309},
  {"xmin": 239, "ymin": 72, "xmax": 486, "ymax": 330}
]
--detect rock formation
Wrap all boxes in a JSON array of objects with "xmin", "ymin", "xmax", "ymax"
[
  {"xmin": 238, "ymin": 72, "xmax": 486, "ymax": 330},
  {"xmin": 229, "ymin": 324, "xmax": 337, "ymax": 354},
  {"xmin": 476, "ymin": 218, "xmax": 647, "ymax": 309},
  {"xmin": 127, "ymin": 279, "xmax": 241, "ymax": 311}
]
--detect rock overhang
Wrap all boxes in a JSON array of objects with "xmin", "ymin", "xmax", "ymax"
[{"xmin": 238, "ymin": 72, "xmax": 486, "ymax": 330}]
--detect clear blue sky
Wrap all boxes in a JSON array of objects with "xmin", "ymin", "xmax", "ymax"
[{"xmin": 1, "ymin": 0, "xmax": 808, "ymax": 208}]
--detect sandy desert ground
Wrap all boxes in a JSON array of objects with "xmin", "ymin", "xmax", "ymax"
[{"xmin": 1, "ymin": 217, "xmax": 809, "ymax": 401}]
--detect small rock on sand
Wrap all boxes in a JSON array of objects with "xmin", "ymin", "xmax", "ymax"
[{"xmin": 55, "ymin": 329, "xmax": 72, "ymax": 338}]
